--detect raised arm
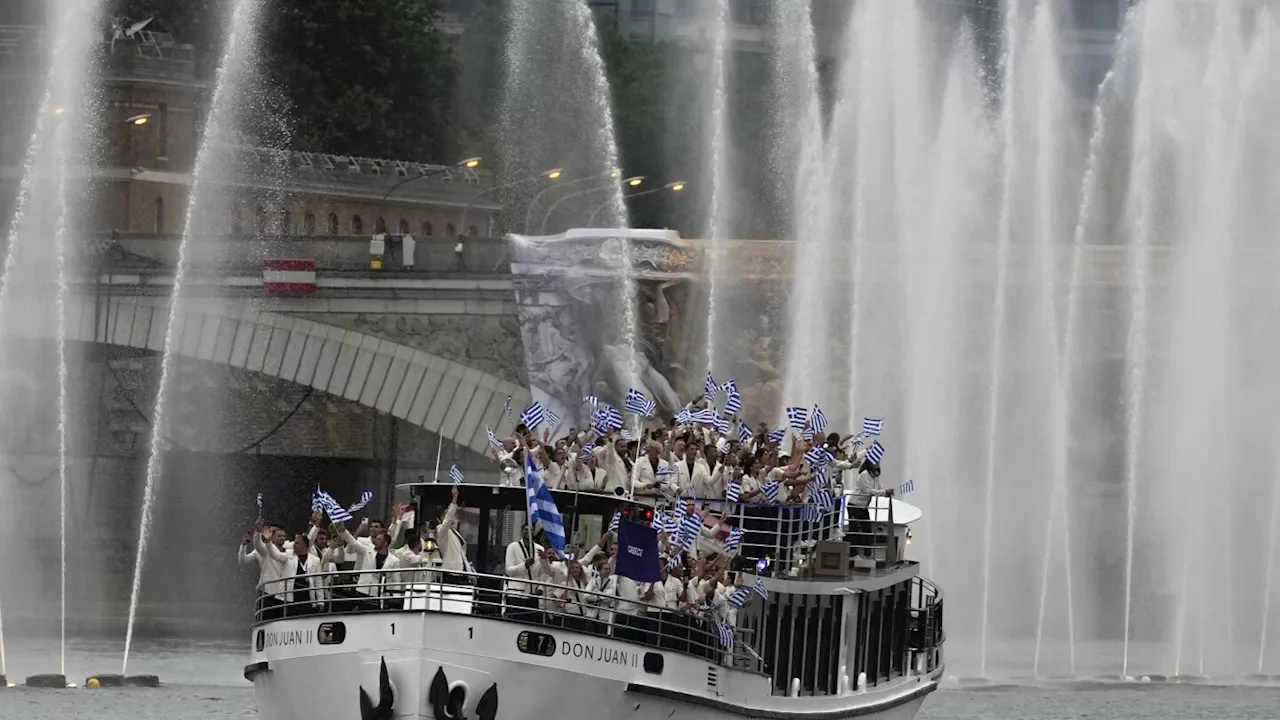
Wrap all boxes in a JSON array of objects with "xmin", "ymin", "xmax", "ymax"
[{"xmin": 338, "ymin": 524, "xmax": 370, "ymax": 556}]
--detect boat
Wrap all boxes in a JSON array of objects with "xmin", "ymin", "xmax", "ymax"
[{"xmin": 245, "ymin": 481, "xmax": 944, "ymax": 720}]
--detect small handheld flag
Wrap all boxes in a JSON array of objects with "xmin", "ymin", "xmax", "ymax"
[
  {"xmin": 863, "ymin": 417, "xmax": 884, "ymax": 436},
  {"xmin": 753, "ymin": 579, "xmax": 768, "ymax": 598},
  {"xmin": 724, "ymin": 527, "xmax": 744, "ymax": 554},
  {"xmin": 716, "ymin": 622, "xmax": 735, "ymax": 649},
  {"xmin": 786, "ymin": 407, "xmax": 808, "ymax": 431},
  {"xmin": 583, "ymin": 395, "xmax": 599, "ymax": 407},
  {"xmin": 738, "ymin": 422, "xmax": 753, "ymax": 445},
  {"xmin": 867, "ymin": 440, "xmax": 886, "ymax": 465},
  {"xmin": 762, "ymin": 482, "xmax": 781, "ymax": 503},
  {"xmin": 503, "ymin": 395, "xmax": 512, "ymax": 416},
  {"xmin": 810, "ymin": 405, "xmax": 828, "ymax": 434},
  {"xmin": 624, "ymin": 388, "xmax": 651, "ymax": 416},
  {"xmin": 449, "ymin": 465, "xmax": 465, "ymax": 484},
  {"xmin": 347, "ymin": 491, "xmax": 373, "ymax": 514},
  {"xmin": 722, "ymin": 379, "xmax": 741, "ymax": 415},
  {"xmin": 726, "ymin": 479, "xmax": 741, "ymax": 503},
  {"xmin": 899, "ymin": 479, "xmax": 915, "ymax": 494},
  {"xmin": 486, "ymin": 426, "xmax": 502, "ymax": 450},
  {"xmin": 704, "ymin": 372, "xmax": 718, "ymax": 402},
  {"xmin": 609, "ymin": 510, "xmax": 621, "ymax": 532},
  {"xmin": 311, "ymin": 487, "xmax": 323, "ymax": 512},
  {"xmin": 766, "ymin": 428, "xmax": 786, "ymax": 444},
  {"xmin": 255, "ymin": 492, "xmax": 263, "ymax": 516},
  {"xmin": 520, "ymin": 402, "xmax": 546, "ymax": 429},
  {"xmin": 728, "ymin": 586, "xmax": 750, "ymax": 608},
  {"xmin": 546, "ymin": 409, "xmax": 561, "ymax": 429}
]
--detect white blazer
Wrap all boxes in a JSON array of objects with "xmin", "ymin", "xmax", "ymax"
[
  {"xmin": 584, "ymin": 574, "xmax": 617, "ymax": 622},
  {"xmin": 504, "ymin": 539, "xmax": 544, "ymax": 596},
  {"xmin": 435, "ymin": 503, "xmax": 469, "ymax": 572},
  {"xmin": 340, "ymin": 528, "xmax": 402, "ymax": 595},
  {"xmin": 674, "ymin": 458, "xmax": 711, "ymax": 498},
  {"xmin": 253, "ymin": 535, "xmax": 323, "ymax": 606},
  {"xmin": 631, "ymin": 456, "xmax": 672, "ymax": 496},
  {"xmin": 556, "ymin": 576, "xmax": 592, "ymax": 616}
]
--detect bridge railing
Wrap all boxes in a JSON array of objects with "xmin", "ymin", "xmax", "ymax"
[{"xmin": 253, "ymin": 566, "xmax": 766, "ymax": 674}]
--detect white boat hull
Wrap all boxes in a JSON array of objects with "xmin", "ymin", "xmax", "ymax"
[{"xmin": 248, "ymin": 612, "xmax": 938, "ymax": 720}]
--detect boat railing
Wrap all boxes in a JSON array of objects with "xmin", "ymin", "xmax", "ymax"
[
  {"xmin": 908, "ymin": 576, "xmax": 945, "ymax": 676},
  {"xmin": 253, "ymin": 566, "xmax": 766, "ymax": 674}
]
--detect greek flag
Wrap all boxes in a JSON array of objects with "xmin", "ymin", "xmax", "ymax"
[
  {"xmin": 899, "ymin": 479, "xmax": 915, "ymax": 495},
  {"xmin": 786, "ymin": 407, "xmax": 808, "ymax": 430},
  {"xmin": 311, "ymin": 487, "xmax": 323, "ymax": 511},
  {"xmin": 671, "ymin": 501, "xmax": 687, "ymax": 532},
  {"xmin": 318, "ymin": 491, "xmax": 352, "ymax": 523},
  {"xmin": 810, "ymin": 405, "xmax": 828, "ymax": 434},
  {"xmin": 583, "ymin": 395, "xmax": 599, "ymax": 407},
  {"xmin": 738, "ymin": 422, "xmax": 753, "ymax": 445},
  {"xmin": 486, "ymin": 426, "xmax": 502, "ymax": 450},
  {"xmin": 716, "ymin": 622, "xmax": 735, "ymax": 650},
  {"xmin": 863, "ymin": 417, "xmax": 884, "ymax": 436},
  {"xmin": 691, "ymin": 408, "xmax": 717, "ymax": 424},
  {"xmin": 805, "ymin": 445, "xmax": 833, "ymax": 469},
  {"xmin": 449, "ymin": 465, "xmax": 464, "ymax": 484},
  {"xmin": 520, "ymin": 402, "xmax": 546, "ymax": 429},
  {"xmin": 704, "ymin": 371, "xmax": 718, "ymax": 402},
  {"xmin": 724, "ymin": 527, "xmax": 744, "ymax": 553},
  {"xmin": 525, "ymin": 456, "xmax": 566, "ymax": 554},
  {"xmin": 711, "ymin": 414, "xmax": 729, "ymax": 434},
  {"xmin": 766, "ymin": 428, "xmax": 786, "ymax": 444},
  {"xmin": 726, "ymin": 479, "xmax": 741, "ymax": 502},
  {"xmin": 621, "ymin": 429, "xmax": 634, "ymax": 441},
  {"xmin": 679, "ymin": 512, "xmax": 702, "ymax": 551},
  {"xmin": 722, "ymin": 379, "xmax": 741, "ymax": 415},
  {"xmin": 592, "ymin": 406, "xmax": 623, "ymax": 434},
  {"xmin": 347, "ymin": 491, "xmax": 373, "ymax": 514},
  {"xmin": 609, "ymin": 510, "xmax": 621, "ymax": 532},
  {"xmin": 641, "ymin": 399, "xmax": 657, "ymax": 417},
  {"xmin": 665, "ymin": 553, "xmax": 684, "ymax": 571},
  {"xmin": 728, "ymin": 586, "xmax": 750, "ymax": 608},
  {"xmin": 624, "ymin": 388, "xmax": 650, "ymax": 416},
  {"xmin": 812, "ymin": 485, "xmax": 835, "ymax": 509},
  {"xmin": 867, "ymin": 440, "xmax": 886, "ymax": 465},
  {"xmin": 676, "ymin": 409, "xmax": 692, "ymax": 424},
  {"xmin": 580, "ymin": 445, "xmax": 595, "ymax": 460},
  {"xmin": 753, "ymin": 579, "xmax": 768, "ymax": 598},
  {"xmin": 813, "ymin": 465, "xmax": 829, "ymax": 485},
  {"xmin": 503, "ymin": 395, "xmax": 512, "ymax": 416},
  {"xmin": 804, "ymin": 504, "xmax": 823, "ymax": 522},
  {"xmin": 256, "ymin": 492, "xmax": 263, "ymax": 510},
  {"xmin": 546, "ymin": 409, "xmax": 561, "ymax": 429},
  {"xmin": 762, "ymin": 482, "xmax": 781, "ymax": 503}
]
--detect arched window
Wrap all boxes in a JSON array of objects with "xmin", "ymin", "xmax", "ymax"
[
  {"xmin": 467, "ymin": 224, "xmax": 479, "ymax": 238},
  {"xmin": 304, "ymin": 212, "xmax": 316, "ymax": 235},
  {"xmin": 280, "ymin": 208, "xmax": 292, "ymax": 235},
  {"xmin": 153, "ymin": 197, "xmax": 164, "ymax": 234},
  {"xmin": 375, "ymin": 217, "xmax": 387, "ymax": 234},
  {"xmin": 445, "ymin": 222, "xmax": 456, "ymax": 237},
  {"xmin": 327, "ymin": 213, "xmax": 339, "ymax": 235},
  {"xmin": 398, "ymin": 219, "xmax": 410, "ymax": 235},
  {"xmin": 255, "ymin": 205, "xmax": 268, "ymax": 234},
  {"xmin": 421, "ymin": 221, "xmax": 434, "ymax": 236},
  {"xmin": 351, "ymin": 215, "xmax": 364, "ymax": 235}
]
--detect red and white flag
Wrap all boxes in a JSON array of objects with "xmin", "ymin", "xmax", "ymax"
[{"xmin": 263, "ymin": 258, "xmax": 317, "ymax": 296}]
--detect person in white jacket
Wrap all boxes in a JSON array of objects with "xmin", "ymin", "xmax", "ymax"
[
  {"xmin": 254, "ymin": 528, "xmax": 323, "ymax": 617},
  {"xmin": 434, "ymin": 485, "xmax": 471, "ymax": 581},
  {"xmin": 338, "ymin": 524, "xmax": 402, "ymax": 609},
  {"xmin": 631, "ymin": 442, "xmax": 671, "ymax": 496},
  {"xmin": 583, "ymin": 561, "xmax": 617, "ymax": 635},
  {"xmin": 556, "ymin": 560, "xmax": 592, "ymax": 632},
  {"xmin": 503, "ymin": 530, "xmax": 544, "ymax": 620}
]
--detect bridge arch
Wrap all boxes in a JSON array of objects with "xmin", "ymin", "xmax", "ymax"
[{"xmin": 7, "ymin": 294, "xmax": 531, "ymax": 456}]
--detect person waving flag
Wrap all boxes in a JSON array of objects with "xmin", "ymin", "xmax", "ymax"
[{"xmin": 525, "ymin": 455, "xmax": 566, "ymax": 554}]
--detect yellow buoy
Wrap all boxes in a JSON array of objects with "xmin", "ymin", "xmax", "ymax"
[{"xmin": 86, "ymin": 678, "xmax": 100, "ymax": 689}]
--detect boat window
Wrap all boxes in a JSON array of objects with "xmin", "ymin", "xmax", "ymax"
[
  {"xmin": 318, "ymin": 622, "xmax": 346, "ymax": 645},
  {"xmin": 517, "ymin": 630, "xmax": 556, "ymax": 657}
]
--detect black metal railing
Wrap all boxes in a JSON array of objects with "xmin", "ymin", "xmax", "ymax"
[{"xmin": 254, "ymin": 567, "xmax": 765, "ymax": 674}]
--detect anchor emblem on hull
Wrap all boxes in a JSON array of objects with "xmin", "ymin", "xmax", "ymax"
[
  {"xmin": 358, "ymin": 658, "xmax": 394, "ymax": 720},
  {"xmin": 428, "ymin": 666, "xmax": 499, "ymax": 720}
]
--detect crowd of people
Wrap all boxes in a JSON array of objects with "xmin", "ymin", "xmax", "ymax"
[{"xmin": 240, "ymin": 387, "xmax": 895, "ymax": 661}]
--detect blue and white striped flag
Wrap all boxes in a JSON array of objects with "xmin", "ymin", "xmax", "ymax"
[
  {"xmin": 899, "ymin": 479, "xmax": 915, "ymax": 495},
  {"xmin": 347, "ymin": 491, "xmax": 373, "ymax": 514},
  {"xmin": 679, "ymin": 512, "xmax": 702, "ymax": 551},
  {"xmin": 318, "ymin": 491, "xmax": 352, "ymax": 523},
  {"xmin": 805, "ymin": 446, "xmax": 833, "ymax": 469},
  {"xmin": 520, "ymin": 402, "xmax": 546, "ymax": 429},
  {"xmin": 621, "ymin": 429, "xmax": 634, "ymax": 441},
  {"xmin": 624, "ymin": 388, "xmax": 650, "ymax": 416},
  {"xmin": 256, "ymin": 492, "xmax": 263, "ymax": 510},
  {"xmin": 810, "ymin": 405, "xmax": 828, "ymax": 434},
  {"xmin": 726, "ymin": 479, "xmax": 741, "ymax": 503},
  {"xmin": 580, "ymin": 445, "xmax": 595, "ymax": 460},
  {"xmin": 311, "ymin": 487, "xmax": 323, "ymax": 512},
  {"xmin": 704, "ymin": 371, "xmax": 719, "ymax": 402},
  {"xmin": 503, "ymin": 395, "xmax": 512, "ymax": 417},
  {"xmin": 721, "ymin": 379, "xmax": 741, "ymax": 415},
  {"xmin": 761, "ymin": 482, "xmax": 781, "ymax": 503},
  {"xmin": 863, "ymin": 417, "xmax": 884, "ymax": 436},
  {"xmin": 449, "ymin": 465, "xmax": 464, "ymax": 484},
  {"xmin": 609, "ymin": 510, "xmax": 621, "ymax": 532},
  {"xmin": 676, "ymin": 408, "xmax": 692, "ymax": 424},
  {"xmin": 583, "ymin": 395, "xmax": 600, "ymax": 407},
  {"xmin": 665, "ymin": 552, "xmax": 683, "ymax": 571},
  {"xmin": 486, "ymin": 426, "xmax": 502, "ymax": 450},
  {"xmin": 753, "ymin": 579, "xmax": 768, "ymax": 598},
  {"xmin": 813, "ymin": 465, "xmax": 829, "ymax": 485},
  {"xmin": 597, "ymin": 406, "xmax": 623, "ymax": 430},
  {"xmin": 786, "ymin": 407, "xmax": 808, "ymax": 431},
  {"xmin": 766, "ymin": 428, "xmax": 786, "ymax": 444},
  {"xmin": 867, "ymin": 440, "xmax": 886, "ymax": 465},
  {"xmin": 710, "ymin": 414, "xmax": 729, "ymax": 434},
  {"xmin": 641, "ymin": 399, "xmax": 657, "ymax": 417},
  {"xmin": 546, "ymin": 409, "xmax": 561, "ymax": 429},
  {"xmin": 727, "ymin": 586, "xmax": 750, "ymax": 608},
  {"xmin": 804, "ymin": 504, "xmax": 823, "ymax": 522},
  {"xmin": 525, "ymin": 456, "xmax": 566, "ymax": 554},
  {"xmin": 738, "ymin": 422, "xmax": 753, "ymax": 445},
  {"xmin": 671, "ymin": 500, "xmax": 688, "ymax": 531},
  {"xmin": 691, "ymin": 408, "xmax": 717, "ymax": 425},
  {"xmin": 716, "ymin": 622, "xmax": 735, "ymax": 650},
  {"xmin": 812, "ymin": 485, "xmax": 835, "ymax": 509},
  {"xmin": 724, "ymin": 527, "xmax": 744, "ymax": 554},
  {"xmin": 802, "ymin": 428, "xmax": 814, "ymax": 440}
]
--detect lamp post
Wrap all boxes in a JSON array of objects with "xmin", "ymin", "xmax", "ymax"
[
  {"xmin": 379, "ymin": 156, "xmax": 481, "ymax": 208},
  {"xmin": 460, "ymin": 167, "xmax": 563, "ymax": 239},
  {"xmin": 539, "ymin": 176, "xmax": 644, "ymax": 235},
  {"xmin": 586, "ymin": 181, "xmax": 687, "ymax": 226},
  {"xmin": 523, "ymin": 169, "xmax": 622, "ymax": 234}
]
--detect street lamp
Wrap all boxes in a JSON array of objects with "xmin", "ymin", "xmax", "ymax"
[
  {"xmin": 523, "ymin": 168, "xmax": 622, "ymax": 234},
  {"xmin": 125, "ymin": 113, "xmax": 152, "ymax": 125},
  {"xmin": 460, "ymin": 167, "xmax": 564, "ymax": 239},
  {"xmin": 539, "ymin": 176, "xmax": 644, "ymax": 235},
  {"xmin": 586, "ymin": 180, "xmax": 688, "ymax": 226},
  {"xmin": 379, "ymin": 156, "xmax": 482, "ymax": 206}
]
